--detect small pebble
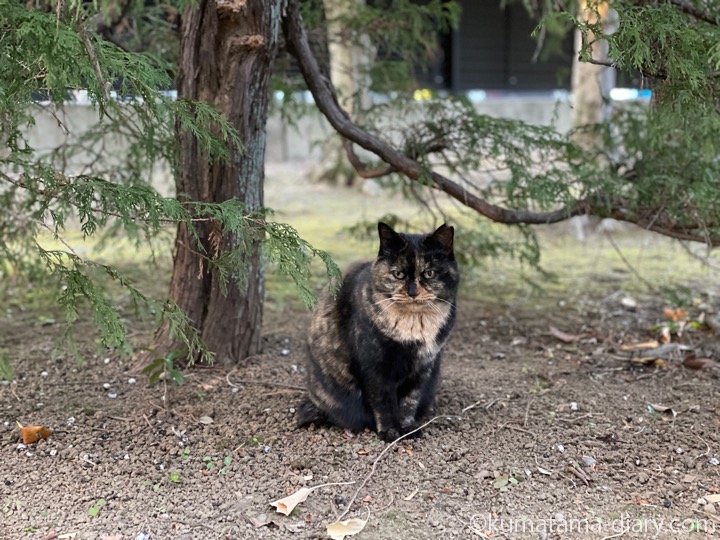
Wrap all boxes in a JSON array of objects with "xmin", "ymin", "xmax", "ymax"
[
  {"xmin": 66, "ymin": 416, "xmax": 76, "ymax": 426},
  {"xmin": 40, "ymin": 371, "xmax": 48, "ymax": 378},
  {"xmin": 675, "ymin": 447, "xmax": 684, "ymax": 455},
  {"xmin": 582, "ymin": 456, "xmax": 597, "ymax": 467},
  {"xmin": 108, "ymin": 391, "xmax": 118, "ymax": 399},
  {"xmin": 103, "ymin": 383, "xmax": 111, "ymax": 389},
  {"xmin": 557, "ymin": 444, "xmax": 565, "ymax": 454},
  {"xmin": 710, "ymin": 457, "xmax": 719, "ymax": 466},
  {"xmin": 232, "ymin": 387, "xmax": 239, "ymax": 393},
  {"xmin": 25, "ymin": 451, "xmax": 33, "ymax": 457},
  {"xmin": 280, "ymin": 349, "xmax": 290, "ymax": 356},
  {"xmin": 36, "ymin": 402, "xmax": 44, "ymax": 408},
  {"xmin": 103, "ymin": 357, "xmax": 111, "ymax": 364},
  {"xmin": 570, "ymin": 402, "xmax": 578, "ymax": 411},
  {"xmin": 128, "ymin": 378, "xmax": 136, "ymax": 384},
  {"xmin": 555, "ymin": 512, "xmax": 565, "ymax": 522},
  {"xmin": 263, "ymin": 445, "xmax": 272, "ymax": 454},
  {"xmin": 289, "ymin": 407, "xmax": 296, "ymax": 414},
  {"xmin": 49, "ymin": 449, "xmax": 57, "ymax": 457}
]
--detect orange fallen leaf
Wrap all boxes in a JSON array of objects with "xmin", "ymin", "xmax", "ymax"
[
  {"xmin": 356, "ymin": 449, "xmax": 368, "ymax": 455},
  {"xmin": 17, "ymin": 421, "xmax": 52, "ymax": 444},
  {"xmin": 663, "ymin": 307, "xmax": 688, "ymax": 322}
]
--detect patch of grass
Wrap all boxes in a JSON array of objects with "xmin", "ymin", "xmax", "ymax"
[{"xmin": 0, "ymin": 352, "xmax": 13, "ymax": 381}]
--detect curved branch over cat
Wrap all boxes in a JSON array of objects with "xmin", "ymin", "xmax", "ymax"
[{"xmin": 283, "ymin": 0, "xmax": 720, "ymax": 246}]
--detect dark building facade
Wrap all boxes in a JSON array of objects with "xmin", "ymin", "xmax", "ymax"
[{"xmin": 420, "ymin": 1, "xmax": 574, "ymax": 92}]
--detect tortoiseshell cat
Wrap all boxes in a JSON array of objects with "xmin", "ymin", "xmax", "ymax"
[{"xmin": 297, "ymin": 222, "xmax": 459, "ymax": 442}]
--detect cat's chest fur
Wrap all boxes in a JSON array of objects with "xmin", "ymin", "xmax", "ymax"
[{"xmin": 367, "ymin": 295, "xmax": 452, "ymax": 359}]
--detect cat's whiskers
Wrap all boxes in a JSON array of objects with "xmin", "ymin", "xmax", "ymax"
[
  {"xmin": 373, "ymin": 296, "xmax": 396, "ymax": 306},
  {"xmin": 427, "ymin": 301, "xmax": 445, "ymax": 316},
  {"xmin": 377, "ymin": 299, "xmax": 398, "ymax": 316},
  {"xmin": 434, "ymin": 297, "xmax": 457, "ymax": 309}
]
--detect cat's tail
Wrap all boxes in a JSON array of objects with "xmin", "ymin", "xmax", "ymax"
[{"xmin": 296, "ymin": 398, "xmax": 330, "ymax": 428}]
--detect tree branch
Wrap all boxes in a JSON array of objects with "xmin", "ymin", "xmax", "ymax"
[
  {"xmin": 283, "ymin": 0, "xmax": 583, "ymax": 226},
  {"xmin": 283, "ymin": 0, "xmax": 719, "ymax": 246},
  {"xmin": 669, "ymin": 0, "xmax": 718, "ymax": 26},
  {"xmin": 342, "ymin": 139, "xmax": 395, "ymax": 179}
]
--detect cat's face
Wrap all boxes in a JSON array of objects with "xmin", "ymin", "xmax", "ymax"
[{"xmin": 371, "ymin": 222, "xmax": 459, "ymax": 307}]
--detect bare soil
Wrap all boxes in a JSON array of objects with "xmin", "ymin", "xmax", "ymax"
[
  {"xmin": 3, "ymin": 286, "xmax": 720, "ymax": 540},
  {"xmin": 3, "ymin": 162, "xmax": 720, "ymax": 539}
]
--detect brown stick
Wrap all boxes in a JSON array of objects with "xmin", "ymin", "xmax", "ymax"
[
  {"xmin": 283, "ymin": 0, "xmax": 585, "ymax": 227},
  {"xmin": 283, "ymin": 0, "xmax": 719, "ymax": 246}
]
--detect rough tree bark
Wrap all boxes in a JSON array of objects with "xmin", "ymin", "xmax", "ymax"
[{"xmin": 154, "ymin": 0, "xmax": 285, "ymax": 364}]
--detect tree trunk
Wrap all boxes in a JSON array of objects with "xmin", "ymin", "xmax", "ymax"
[
  {"xmin": 571, "ymin": 1, "xmax": 614, "ymax": 150},
  {"xmin": 309, "ymin": 0, "xmax": 370, "ymax": 187},
  {"xmin": 154, "ymin": 0, "xmax": 284, "ymax": 365}
]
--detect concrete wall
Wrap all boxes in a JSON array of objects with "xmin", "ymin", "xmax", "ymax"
[{"xmin": 26, "ymin": 96, "xmax": 573, "ymax": 168}]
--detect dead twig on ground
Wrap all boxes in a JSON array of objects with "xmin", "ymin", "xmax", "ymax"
[{"xmin": 336, "ymin": 400, "xmax": 484, "ymax": 522}]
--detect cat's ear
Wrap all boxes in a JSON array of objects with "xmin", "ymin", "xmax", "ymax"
[
  {"xmin": 378, "ymin": 222, "xmax": 405, "ymax": 255},
  {"xmin": 427, "ymin": 223, "xmax": 454, "ymax": 252}
]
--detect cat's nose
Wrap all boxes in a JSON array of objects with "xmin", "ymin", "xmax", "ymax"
[{"xmin": 407, "ymin": 281, "xmax": 419, "ymax": 297}]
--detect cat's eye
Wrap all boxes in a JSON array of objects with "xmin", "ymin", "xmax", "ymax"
[
  {"xmin": 422, "ymin": 270, "xmax": 435, "ymax": 279},
  {"xmin": 392, "ymin": 270, "xmax": 406, "ymax": 280}
]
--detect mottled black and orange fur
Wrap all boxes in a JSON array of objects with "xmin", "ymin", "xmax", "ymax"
[{"xmin": 297, "ymin": 222, "xmax": 459, "ymax": 442}]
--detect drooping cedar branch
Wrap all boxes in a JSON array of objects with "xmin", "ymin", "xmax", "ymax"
[
  {"xmin": 282, "ymin": 0, "xmax": 584, "ymax": 226},
  {"xmin": 282, "ymin": 0, "xmax": 719, "ymax": 246}
]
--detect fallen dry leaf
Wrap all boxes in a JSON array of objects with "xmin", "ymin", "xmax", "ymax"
[
  {"xmin": 620, "ymin": 340, "xmax": 660, "ymax": 351},
  {"xmin": 269, "ymin": 482, "xmax": 355, "ymax": 516},
  {"xmin": 648, "ymin": 404, "xmax": 677, "ymax": 418},
  {"xmin": 17, "ymin": 421, "xmax": 53, "ymax": 444},
  {"xmin": 683, "ymin": 356, "xmax": 720, "ymax": 370},
  {"xmin": 326, "ymin": 517, "xmax": 367, "ymax": 540},
  {"xmin": 270, "ymin": 487, "xmax": 313, "ymax": 516},
  {"xmin": 659, "ymin": 326, "xmax": 671, "ymax": 344},
  {"xmin": 664, "ymin": 307, "xmax": 688, "ymax": 322},
  {"xmin": 549, "ymin": 326, "xmax": 582, "ymax": 343},
  {"xmin": 629, "ymin": 357, "xmax": 667, "ymax": 369}
]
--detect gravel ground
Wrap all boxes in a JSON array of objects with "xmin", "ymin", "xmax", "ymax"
[{"xmin": 3, "ymin": 290, "xmax": 720, "ymax": 540}]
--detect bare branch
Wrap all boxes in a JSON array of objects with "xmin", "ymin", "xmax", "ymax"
[
  {"xmin": 283, "ymin": 0, "xmax": 720, "ymax": 246},
  {"xmin": 342, "ymin": 139, "xmax": 395, "ymax": 179},
  {"xmin": 78, "ymin": 25, "xmax": 110, "ymax": 103},
  {"xmin": 283, "ymin": 0, "xmax": 584, "ymax": 226},
  {"xmin": 669, "ymin": 0, "xmax": 718, "ymax": 25}
]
